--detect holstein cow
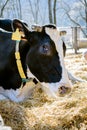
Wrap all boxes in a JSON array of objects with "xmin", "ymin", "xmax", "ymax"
[
  {"xmin": 0, "ymin": 19, "xmax": 84, "ymax": 83},
  {"xmin": 0, "ymin": 19, "xmax": 72, "ymax": 102}
]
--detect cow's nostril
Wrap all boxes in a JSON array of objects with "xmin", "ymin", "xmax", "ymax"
[{"xmin": 59, "ymin": 86, "xmax": 71, "ymax": 95}]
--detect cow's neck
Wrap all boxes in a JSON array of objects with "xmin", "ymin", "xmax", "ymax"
[{"xmin": 19, "ymin": 40, "xmax": 39, "ymax": 84}]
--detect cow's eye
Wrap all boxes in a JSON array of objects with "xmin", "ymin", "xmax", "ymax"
[
  {"xmin": 43, "ymin": 45, "xmax": 49, "ymax": 52},
  {"xmin": 39, "ymin": 44, "xmax": 52, "ymax": 56}
]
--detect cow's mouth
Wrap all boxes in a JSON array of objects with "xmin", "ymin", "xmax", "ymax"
[{"xmin": 58, "ymin": 86, "xmax": 71, "ymax": 95}]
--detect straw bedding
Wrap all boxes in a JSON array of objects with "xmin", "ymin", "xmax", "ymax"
[{"xmin": 0, "ymin": 52, "xmax": 87, "ymax": 130}]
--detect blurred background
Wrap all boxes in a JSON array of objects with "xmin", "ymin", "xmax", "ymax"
[{"xmin": 0, "ymin": 0, "xmax": 87, "ymax": 53}]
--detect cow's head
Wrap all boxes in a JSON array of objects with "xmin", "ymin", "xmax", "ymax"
[{"xmin": 12, "ymin": 20, "xmax": 72, "ymax": 97}]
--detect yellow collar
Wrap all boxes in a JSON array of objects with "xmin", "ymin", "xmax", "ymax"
[
  {"xmin": 15, "ymin": 40, "xmax": 27, "ymax": 82},
  {"xmin": 12, "ymin": 28, "xmax": 28, "ymax": 83}
]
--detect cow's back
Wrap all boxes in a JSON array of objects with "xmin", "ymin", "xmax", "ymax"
[{"xmin": 0, "ymin": 30, "xmax": 15, "ymax": 66}]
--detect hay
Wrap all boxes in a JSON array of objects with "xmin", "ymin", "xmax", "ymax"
[{"xmin": 0, "ymin": 52, "xmax": 87, "ymax": 130}]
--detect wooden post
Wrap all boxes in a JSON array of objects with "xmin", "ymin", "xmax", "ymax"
[{"xmin": 72, "ymin": 27, "xmax": 78, "ymax": 54}]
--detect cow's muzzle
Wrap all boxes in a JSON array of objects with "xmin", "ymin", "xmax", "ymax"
[{"xmin": 58, "ymin": 86, "xmax": 71, "ymax": 95}]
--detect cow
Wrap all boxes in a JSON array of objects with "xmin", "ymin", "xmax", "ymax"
[{"xmin": 0, "ymin": 19, "xmax": 72, "ymax": 102}]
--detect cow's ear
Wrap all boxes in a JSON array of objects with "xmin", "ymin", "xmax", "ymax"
[
  {"xmin": 60, "ymin": 31, "xmax": 67, "ymax": 36},
  {"xmin": 32, "ymin": 25, "xmax": 43, "ymax": 32},
  {"xmin": 12, "ymin": 19, "xmax": 29, "ymax": 36},
  {"xmin": 32, "ymin": 24, "xmax": 56, "ymax": 33}
]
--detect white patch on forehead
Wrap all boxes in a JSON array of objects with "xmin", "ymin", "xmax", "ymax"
[
  {"xmin": 45, "ymin": 27, "xmax": 60, "ymax": 44},
  {"xmin": 45, "ymin": 27, "xmax": 64, "ymax": 65},
  {"xmin": 45, "ymin": 27, "xmax": 63, "ymax": 64}
]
